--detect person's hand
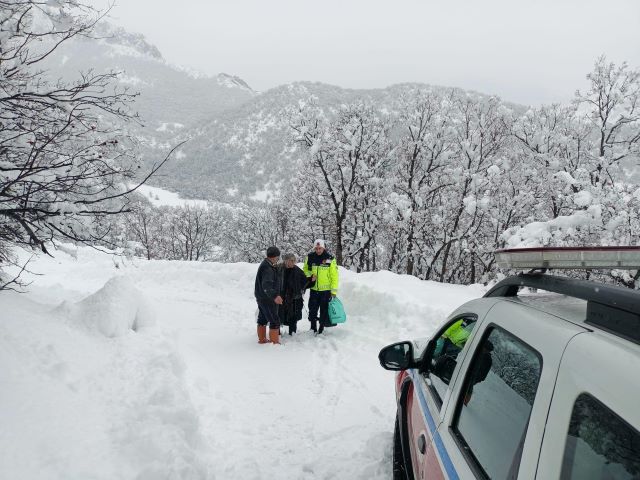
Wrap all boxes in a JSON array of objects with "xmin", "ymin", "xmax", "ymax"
[
  {"xmin": 274, "ymin": 296, "xmax": 283, "ymax": 305},
  {"xmin": 311, "ymin": 275, "xmax": 316, "ymax": 282}
]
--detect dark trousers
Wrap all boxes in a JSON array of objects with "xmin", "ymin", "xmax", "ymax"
[
  {"xmin": 256, "ymin": 299, "xmax": 280, "ymax": 329},
  {"xmin": 289, "ymin": 321, "xmax": 297, "ymax": 335},
  {"xmin": 279, "ymin": 298, "xmax": 303, "ymax": 335},
  {"xmin": 308, "ymin": 290, "xmax": 331, "ymax": 332}
]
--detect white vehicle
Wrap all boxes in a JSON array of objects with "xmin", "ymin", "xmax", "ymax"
[{"xmin": 379, "ymin": 247, "xmax": 640, "ymax": 480}]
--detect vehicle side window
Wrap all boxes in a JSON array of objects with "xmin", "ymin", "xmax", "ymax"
[
  {"xmin": 452, "ymin": 327, "xmax": 542, "ymax": 480},
  {"xmin": 425, "ymin": 316, "xmax": 477, "ymax": 403},
  {"xmin": 561, "ymin": 393, "xmax": 640, "ymax": 480}
]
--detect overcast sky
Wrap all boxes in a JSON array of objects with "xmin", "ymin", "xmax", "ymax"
[{"xmin": 92, "ymin": 0, "xmax": 640, "ymax": 105}]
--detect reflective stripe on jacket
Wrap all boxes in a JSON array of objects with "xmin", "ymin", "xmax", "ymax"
[{"xmin": 303, "ymin": 251, "xmax": 338, "ymax": 294}]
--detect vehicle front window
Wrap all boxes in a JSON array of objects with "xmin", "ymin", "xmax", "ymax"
[
  {"xmin": 561, "ymin": 393, "xmax": 640, "ymax": 480},
  {"xmin": 426, "ymin": 316, "xmax": 477, "ymax": 402},
  {"xmin": 453, "ymin": 327, "xmax": 542, "ymax": 480}
]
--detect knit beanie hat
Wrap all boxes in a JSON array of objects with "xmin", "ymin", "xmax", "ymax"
[{"xmin": 266, "ymin": 246, "xmax": 281, "ymax": 258}]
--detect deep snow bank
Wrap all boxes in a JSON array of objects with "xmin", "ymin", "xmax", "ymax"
[
  {"xmin": 340, "ymin": 268, "xmax": 485, "ymax": 339},
  {"xmin": 0, "ymin": 268, "xmax": 208, "ymax": 479},
  {"xmin": 59, "ymin": 276, "xmax": 155, "ymax": 337}
]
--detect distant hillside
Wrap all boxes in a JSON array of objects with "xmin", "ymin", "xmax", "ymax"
[
  {"xmin": 163, "ymin": 82, "xmax": 510, "ymax": 201},
  {"xmin": 40, "ymin": 21, "xmax": 256, "ymax": 195},
  {"xmin": 41, "ymin": 21, "xmax": 526, "ymax": 203},
  {"xmin": 166, "ymin": 82, "xmax": 367, "ymax": 201},
  {"xmin": 47, "ymin": 22, "xmax": 255, "ymax": 123}
]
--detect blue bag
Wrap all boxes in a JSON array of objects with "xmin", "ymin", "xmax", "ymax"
[{"xmin": 328, "ymin": 297, "xmax": 347, "ymax": 325}]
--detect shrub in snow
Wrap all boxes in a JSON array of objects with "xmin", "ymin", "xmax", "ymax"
[{"xmin": 116, "ymin": 201, "xmax": 229, "ymax": 262}]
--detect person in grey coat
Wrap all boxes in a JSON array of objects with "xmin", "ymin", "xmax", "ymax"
[{"xmin": 278, "ymin": 253, "xmax": 314, "ymax": 335}]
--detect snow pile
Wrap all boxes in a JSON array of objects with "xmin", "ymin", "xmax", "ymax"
[
  {"xmin": 502, "ymin": 205, "xmax": 604, "ymax": 248},
  {"xmin": 0, "ymin": 286, "xmax": 208, "ymax": 480},
  {"xmin": 341, "ymin": 269, "xmax": 485, "ymax": 339},
  {"xmin": 60, "ymin": 276, "xmax": 155, "ymax": 337}
]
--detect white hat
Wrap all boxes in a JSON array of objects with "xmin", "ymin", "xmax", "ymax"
[{"xmin": 314, "ymin": 239, "xmax": 326, "ymax": 248}]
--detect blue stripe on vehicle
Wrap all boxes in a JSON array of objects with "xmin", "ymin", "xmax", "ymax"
[{"xmin": 409, "ymin": 370, "xmax": 460, "ymax": 480}]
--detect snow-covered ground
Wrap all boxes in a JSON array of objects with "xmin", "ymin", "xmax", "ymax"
[
  {"xmin": 133, "ymin": 184, "xmax": 208, "ymax": 208},
  {"xmin": 0, "ymin": 247, "xmax": 485, "ymax": 479}
]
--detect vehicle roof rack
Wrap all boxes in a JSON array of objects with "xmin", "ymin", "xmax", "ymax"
[{"xmin": 485, "ymin": 273, "xmax": 640, "ymax": 345}]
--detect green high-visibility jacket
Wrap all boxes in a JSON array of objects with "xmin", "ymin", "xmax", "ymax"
[
  {"xmin": 303, "ymin": 251, "xmax": 339, "ymax": 295},
  {"xmin": 443, "ymin": 319, "xmax": 471, "ymax": 347}
]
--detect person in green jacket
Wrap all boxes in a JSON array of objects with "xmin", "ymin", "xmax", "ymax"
[
  {"xmin": 433, "ymin": 318, "xmax": 474, "ymax": 356},
  {"xmin": 303, "ymin": 239, "xmax": 339, "ymax": 334},
  {"xmin": 432, "ymin": 318, "xmax": 476, "ymax": 383}
]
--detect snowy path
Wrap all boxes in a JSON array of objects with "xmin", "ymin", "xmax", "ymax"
[
  {"xmin": 1, "ymin": 248, "xmax": 485, "ymax": 479},
  {"xmin": 136, "ymin": 262, "xmax": 398, "ymax": 478}
]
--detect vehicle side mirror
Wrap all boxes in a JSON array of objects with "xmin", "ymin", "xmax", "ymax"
[{"xmin": 378, "ymin": 341, "xmax": 415, "ymax": 371}]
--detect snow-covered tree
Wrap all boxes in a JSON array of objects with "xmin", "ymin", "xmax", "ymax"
[
  {"xmin": 505, "ymin": 58, "xmax": 640, "ymax": 251},
  {"xmin": 0, "ymin": 1, "xmax": 179, "ymax": 289},
  {"xmin": 387, "ymin": 88, "xmax": 456, "ymax": 275},
  {"xmin": 122, "ymin": 200, "xmax": 165, "ymax": 260},
  {"xmin": 424, "ymin": 92, "xmax": 514, "ymax": 283},
  {"xmin": 224, "ymin": 203, "xmax": 291, "ymax": 262},
  {"xmin": 163, "ymin": 205, "xmax": 223, "ymax": 261},
  {"xmin": 503, "ymin": 58, "xmax": 640, "ymax": 287},
  {"xmin": 291, "ymin": 101, "xmax": 392, "ymax": 268}
]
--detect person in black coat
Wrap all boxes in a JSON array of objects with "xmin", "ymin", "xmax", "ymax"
[
  {"xmin": 254, "ymin": 246, "xmax": 283, "ymax": 344},
  {"xmin": 278, "ymin": 253, "xmax": 314, "ymax": 335}
]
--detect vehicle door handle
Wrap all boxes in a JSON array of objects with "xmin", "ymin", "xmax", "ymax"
[{"xmin": 417, "ymin": 433, "xmax": 426, "ymax": 455}]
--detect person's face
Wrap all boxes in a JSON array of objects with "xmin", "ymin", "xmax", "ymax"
[
  {"xmin": 269, "ymin": 256, "xmax": 279, "ymax": 265},
  {"xmin": 314, "ymin": 245, "xmax": 324, "ymax": 255},
  {"xmin": 285, "ymin": 258, "xmax": 295, "ymax": 268}
]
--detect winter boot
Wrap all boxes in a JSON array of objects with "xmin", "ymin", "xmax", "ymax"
[
  {"xmin": 318, "ymin": 322, "xmax": 325, "ymax": 334},
  {"xmin": 257, "ymin": 325, "xmax": 269, "ymax": 344},
  {"xmin": 269, "ymin": 328, "xmax": 281, "ymax": 344},
  {"xmin": 310, "ymin": 320, "xmax": 317, "ymax": 333}
]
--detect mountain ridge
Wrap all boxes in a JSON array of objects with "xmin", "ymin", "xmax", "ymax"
[{"xmin": 44, "ymin": 21, "xmax": 529, "ymax": 203}]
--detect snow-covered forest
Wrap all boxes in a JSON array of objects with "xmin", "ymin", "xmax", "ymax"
[
  {"xmin": 285, "ymin": 70, "xmax": 640, "ymax": 283},
  {"xmin": 106, "ymin": 59, "xmax": 640, "ymax": 288}
]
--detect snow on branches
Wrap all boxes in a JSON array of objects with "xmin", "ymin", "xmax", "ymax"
[
  {"xmin": 0, "ymin": 1, "xmax": 179, "ymax": 289},
  {"xmin": 286, "ymin": 58, "xmax": 640, "ymax": 286}
]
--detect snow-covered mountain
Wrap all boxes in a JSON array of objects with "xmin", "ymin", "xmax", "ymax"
[
  {"xmin": 38, "ymin": 22, "xmax": 640, "ymax": 205},
  {"xmin": 163, "ymin": 81, "xmax": 512, "ymax": 201},
  {"xmin": 165, "ymin": 82, "xmax": 368, "ymax": 201},
  {"xmin": 37, "ymin": 23, "xmax": 490, "ymax": 201},
  {"xmin": 48, "ymin": 22, "xmax": 255, "ymax": 124},
  {"xmin": 41, "ymin": 22, "xmax": 519, "ymax": 203},
  {"xmin": 40, "ymin": 22, "xmax": 256, "ymax": 193}
]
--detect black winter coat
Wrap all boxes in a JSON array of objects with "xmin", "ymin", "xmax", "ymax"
[
  {"xmin": 254, "ymin": 259, "xmax": 280, "ymax": 301},
  {"xmin": 278, "ymin": 265, "xmax": 312, "ymax": 326}
]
